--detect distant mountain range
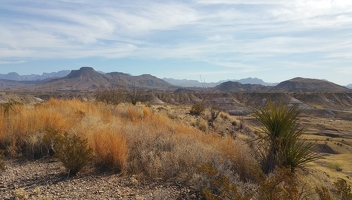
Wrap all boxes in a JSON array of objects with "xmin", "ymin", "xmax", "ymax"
[
  {"xmin": 163, "ymin": 77, "xmax": 277, "ymax": 87},
  {"xmin": 0, "ymin": 70, "xmax": 71, "ymax": 81},
  {"xmin": 0, "ymin": 67, "xmax": 350, "ymax": 93}
]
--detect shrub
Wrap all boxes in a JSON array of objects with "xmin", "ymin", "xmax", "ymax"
[
  {"xmin": 190, "ymin": 101, "xmax": 205, "ymax": 116},
  {"xmin": 54, "ymin": 132, "xmax": 92, "ymax": 177},
  {"xmin": 126, "ymin": 86, "xmax": 145, "ymax": 105},
  {"xmin": 196, "ymin": 119, "xmax": 209, "ymax": 132},
  {"xmin": 315, "ymin": 186, "xmax": 333, "ymax": 200},
  {"xmin": 253, "ymin": 166, "xmax": 313, "ymax": 199},
  {"xmin": 254, "ymin": 167, "xmax": 306, "ymax": 200},
  {"xmin": 254, "ymin": 101, "xmax": 319, "ymax": 173},
  {"xmin": 95, "ymin": 87, "xmax": 126, "ymax": 105},
  {"xmin": 0, "ymin": 150, "xmax": 5, "ymax": 173},
  {"xmin": 13, "ymin": 188, "xmax": 29, "ymax": 200},
  {"xmin": 198, "ymin": 163, "xmax": 253, "ymax": 200},
  {"xmin": 208, "ymin": 106, "xmax": 221, "ymax": 128},
  {"xmin": 220, "ymin": 112, "xmax": 231, "ymax": 120},
  {"xmin": 334, "ymin": 179, "xmax": 352, "ymax": 200},
  {"xmin": 328, "ymin": 163, "xmax": 342, "ymax": 172}
]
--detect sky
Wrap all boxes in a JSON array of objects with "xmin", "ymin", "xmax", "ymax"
[{"xmin": 1, "ymin": 0, "xmax": 352, "ymax": 85}]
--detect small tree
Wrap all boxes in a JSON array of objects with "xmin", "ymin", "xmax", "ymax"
[
  {"xmin": 254, "ymin": 101, "xmax": 319, "ymax": 173},
  {"xmin": 126, "ymin": 83, "xmax": 146, "ymax": 105}
]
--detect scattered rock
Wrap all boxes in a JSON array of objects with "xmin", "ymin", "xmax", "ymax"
[{"xmin": 0, "ymin": 159, "xmax": 201, "ymax": 199}]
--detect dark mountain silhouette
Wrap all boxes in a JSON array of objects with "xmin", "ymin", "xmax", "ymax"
[
  {"xmin": 272, "ymin": 77, "xmax": 350, "ymax": 92},
  {"xmin": 33, "ymin": 67, "xmax": 173, "ymax": 91},
  {"xmin": 234, "ymin": 77, "xmax": 277, "ymax": 86},
  {"xmin": 214, "ymin": 81, "xmax": 270, "ymax": 92},
  {"xmin": 163, "ymin": 78, "xmax": 205, "ymax": 87}
]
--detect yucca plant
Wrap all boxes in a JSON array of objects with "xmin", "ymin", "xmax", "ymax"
[{"xmin": 254, "ymin": 101, "xmax": 319, "ymax": 173}]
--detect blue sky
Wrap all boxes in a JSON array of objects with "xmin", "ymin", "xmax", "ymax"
[{"xmin": 1, "ymin": 0, "xmax": 352, "ymax": 85}]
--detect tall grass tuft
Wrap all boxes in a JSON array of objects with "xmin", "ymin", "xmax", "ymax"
[{"xmin": 92, "ymin": 130, "xmax": 127, "ymax": 172}]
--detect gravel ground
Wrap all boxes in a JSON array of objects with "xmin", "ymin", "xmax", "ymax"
[{"xmin": 0, "ymin": 159, "xmax": 203, "ymax": 200}]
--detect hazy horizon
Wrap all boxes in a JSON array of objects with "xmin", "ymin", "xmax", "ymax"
[
  {"xmin": 1, "ymin": 0, "xmax": 352, "ymax": 85},
  {"xmin": 2, "ymin": 67, "xmax": 351, "ymax": 87}
]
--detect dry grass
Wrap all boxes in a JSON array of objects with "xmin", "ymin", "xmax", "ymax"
[
  {"xmin": 2, "ymin": 97, "xmax": 352, "ymax": 198},
  {"xmin": 0, "ymin": 99, "xmax": 254, "ymax": 184}
]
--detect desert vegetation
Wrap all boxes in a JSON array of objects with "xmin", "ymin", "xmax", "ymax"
[
  {"xmin": 0, "ymin": 96, "xmax": 351, "ymax": 199},
  {"xmin": 0, "ymin": 99, "xmax": 254, "ymax": 186}
]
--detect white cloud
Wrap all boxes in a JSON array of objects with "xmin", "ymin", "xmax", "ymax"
[{"xmin": 0, "ymin": 0, "xmax": 351, "ymax": 84}]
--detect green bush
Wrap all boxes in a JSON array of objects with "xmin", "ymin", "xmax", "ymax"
[
  {"xmin": 254, "ymin": 101, "xmax": 319, "ymax": 173},
  {"xmin": 54, "ymin": 132, "xmax": 92, "ymax": 177},
  {"xmin": 190, "ymin": 101, "xmax": 205, "ymax": 116}
]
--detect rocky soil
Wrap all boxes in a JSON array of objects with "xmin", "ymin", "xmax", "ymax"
[{"xmin": 0, "ymin": 159, "xmax": 202, "ymax": 200}]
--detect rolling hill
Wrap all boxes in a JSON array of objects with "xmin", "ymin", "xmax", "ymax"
[
  {"xmin": 272, "ymin": 77, "xmax": 350, "ymax": 92},
  {"xmin": 213, "ymin": 77, "xmax": 351, "ymax": 93}
]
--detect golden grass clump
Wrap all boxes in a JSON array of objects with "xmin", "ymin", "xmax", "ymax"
[
  {"xmin": 90, "ymin": 128, "xmax": 127, "ymax": 172},
  {"xmin": 220, "ymin": 112, "xmax": 231, "ymax": 120}
]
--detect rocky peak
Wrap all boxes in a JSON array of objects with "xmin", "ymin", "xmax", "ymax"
[{"xmin": 66, "ymin": 67, "xmax": 100, "ymax": 79}]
